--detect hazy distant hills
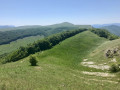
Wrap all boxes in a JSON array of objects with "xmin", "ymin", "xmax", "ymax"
[
  {"xmin": 1, "ymin": 22, "xmax": 120, "ymax": 36},
  {"xmin": 0, "ymin": 25, "xmax": 15, "ymax": 29},
  {"xmin": 0, "ymin": 22, "xmax": 91, "ymax": 31},
  {"xmin": 100, "ymin": 25, "xmax": 120, "ymax": 36},
  {"xmin": 92, "ymin": 23, "xmax": 120, "ymax": 36},
  {"xmin": 46, "ymin": 22, "xmax": 75, "ymax": 28},
  {"xmin": 92, "ymin": 23, "xmax": 120, "ymax": 28},
  {"xmin": 0, "ymin": 22, "xmax": 91, "ymax": 45},
  {"xmin": 46, "ymin": 22, "xmax": 91, "ymax": 29},
  {"xmin": 0, "ymin": 25, "xmax": 42, "ymax": 31}
]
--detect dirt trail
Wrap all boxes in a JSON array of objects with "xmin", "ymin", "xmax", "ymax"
[
  {"xmin": 81, "ymin": 59, "xmax": 110, "ymax": 70},
  {"xmin": 82, "ymin": 71, "xmax": 115, "ymax": 77}
]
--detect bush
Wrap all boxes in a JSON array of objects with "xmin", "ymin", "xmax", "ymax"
[
  {"xmin": 29, "ymin": 56, "xmax": 38, "ymax": 66},
  {"xmin": 109, "ymin": 64, "xmax": 120, "ymax": 73}
]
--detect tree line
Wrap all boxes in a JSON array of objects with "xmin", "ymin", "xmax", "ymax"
[
  {"xmin": 0, "ymin": 26, "xmax": 80, "ymax": 45},
  {"xmin": 90, "ymin": 28, "xmax": 119, "ymax": 40},
  {"xmin": 3, "ymin": 29, "xmax": 87, "ymax": 63},
  {"xmin": 2, "ymin": 28, "xmax": 119, "ymax": 63}
]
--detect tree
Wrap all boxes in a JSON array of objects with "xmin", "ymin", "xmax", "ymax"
[{"xmin": 29, "ymin": 56, "xmax": 38, "ymax": 66}]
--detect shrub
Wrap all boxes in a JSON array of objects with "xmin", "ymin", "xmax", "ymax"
[
  {"xmin": 109, "ymin": 64, "xmax": 120, "ymax": 73},
  {"xmin": 29, "ymin": 56, "xmax": 38, "ymax": 66}
]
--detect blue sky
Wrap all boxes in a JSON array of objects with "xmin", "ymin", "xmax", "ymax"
[{"xmin": 0, "ymin": 0, "xmax": 120, "ymax": 26}]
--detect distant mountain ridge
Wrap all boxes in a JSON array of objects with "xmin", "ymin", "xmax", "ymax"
[
  {"xmin": 47, "ymin": 22, "xmax": 74, "ymax": 27},
  {"xmin": 92, "ymin": 23, "xmax": 120, "ymax": 28},
  {"xmin": 0, "ymin": 25, "xmax": 15, "ymax": 29},
  {"xmin": 92, "ymin": 23, "xmax": 120, "ymax": 36},
  {"xmin": 0, "ymin": 22, "xmax": 91, "ymax": 31},
  {"xmin": 100, "ymin": 25, "xmax": 120, "ymax": 36},
  {"xmin": 0, "ymin": 22, "xmax": 91, "ymax": 45}
]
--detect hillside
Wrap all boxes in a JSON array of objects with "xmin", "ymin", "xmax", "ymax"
[
  {"xmin": 0, "ymin": 35, "xmax": 44, "ymax": 56},
  {"xmin": 46, "ymin": 22, "xmax": 91, "ymax": 29},
  {"xmin": 87, "ymin": 37, "xmax": 120, "ymax": 67},
  {"xmin": 0, "ymin": 22, "xmax": 91, "ymax": 45},
  {"xmin": 92, "ymin": 24, "xmax": 120, "ymax": 36},
  {"xmin": 3, "ymin": 29, "xmax": 87, "ymax": 63},
  {"xmin": 100, "ymin": 25, "xmax": 120, "ymax": 36},
  {"xmin": 0, "ymin": 22, "xmax": 91, "ymax": 31},
  {"xmin": 35, "ymin": 31, "xmax": 107, "ymax": 69},
  {"xmin": 0, "ymin": 31, "xmax": 120, "ymax": 89}
]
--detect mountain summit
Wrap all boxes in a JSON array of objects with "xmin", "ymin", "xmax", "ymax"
[{"xmin": 47, "ymin": 22, "xmax": 75, "ymax": 28}]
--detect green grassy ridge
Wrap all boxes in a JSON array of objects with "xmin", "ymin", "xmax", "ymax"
[
  {"xmin": 3, "ymin": 29, "xmax": 87, "ymax": 63},
  {"xmin": 0, "ymin": 28, "xmax": 85, "ymax": 56},
  {"xmin": 35, "ymin": 31, "xmax": 108, "ymax": 70},
  {"xmin": 1, "ymin": 31, "xmax": 120, "ymax": 89},
  {"xmin": 0, "ymin": 28, "xmax": 117, "ymax": 61},
  {"xmin": 1, "ymin": 29, "xmax": 117, "ymax": 64}
]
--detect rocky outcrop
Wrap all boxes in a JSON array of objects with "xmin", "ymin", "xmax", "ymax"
[{"xmin": 106, "ymin": 47, "xmax": 120, "ymax": 58}]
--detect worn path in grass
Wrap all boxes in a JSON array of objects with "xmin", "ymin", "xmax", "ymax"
[{"xmin": 0, "ymin": 31, "xmax": 120, "ymax": 90}]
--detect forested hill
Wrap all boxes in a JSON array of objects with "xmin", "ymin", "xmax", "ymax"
[
  {"xmin": 0, "ymin": 22, "xmax": 91, "ymax": 31},
  {"xmin": 0, "ymin": 28, "xmax": 47, "ymax": 45},
  {"xmin": 3, "ymin": 29, "xmax": 87, "ymax": 63},
  {"xmin": 0, "ymin": 22, "xmax": 91, "ymax": 45},
  {"xmin": 100, "ymin": 25, "xmax": 120, "ymax": 36},
  {"xmin": 2, "ymin": 28, "xmax": 118, "ymax": 63},
  {"xmin": 92, "ymin": 24, "xmax": 120, "ymax": 36}
]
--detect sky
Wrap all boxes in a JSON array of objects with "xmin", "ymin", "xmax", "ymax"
[{"xmin": 0, "ymin": 0, "xmax": 120, "ymax": 26}]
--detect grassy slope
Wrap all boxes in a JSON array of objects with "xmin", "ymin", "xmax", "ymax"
[
  {"xmin": 88, "ymin": 38, "xmax": 120, "ymax": 65},
  {"xmin": 0, "ymin": 35, "xmax": 44, "ymax": 56},
  {"xmin": 0, "ymin": 24, "xmax": 91, "ymax": 56},
  {"xmin": 36, "ymin": 31, "xmax": 107, "ymax": 71},
  {"xmin": 0, "ymin": 31, "xmax": 120, "ymax": 90}
]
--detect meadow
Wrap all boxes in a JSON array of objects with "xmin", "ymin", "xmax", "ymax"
[{"xmin": 0, "ymin": 31, "xmax": 119, "ymax": 89}]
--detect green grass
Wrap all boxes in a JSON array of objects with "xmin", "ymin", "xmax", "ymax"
[
  {"xmin": 36, "ymin": 31, "xmax": 107, "ymax": 71},
  {"xmin": 88, "ymin": 38, "xmax": 120, "ymax": 65},
  {"xmin": 0, "ymin": 35, "xmax": 44, "ymax": 56},
  {"xmin": 0, "ymin": 60, "xmax": 119, "ymax": 90},
  {"xmin": 0, "ymin": 31, "xmax": 120, "ymax": 90}
]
